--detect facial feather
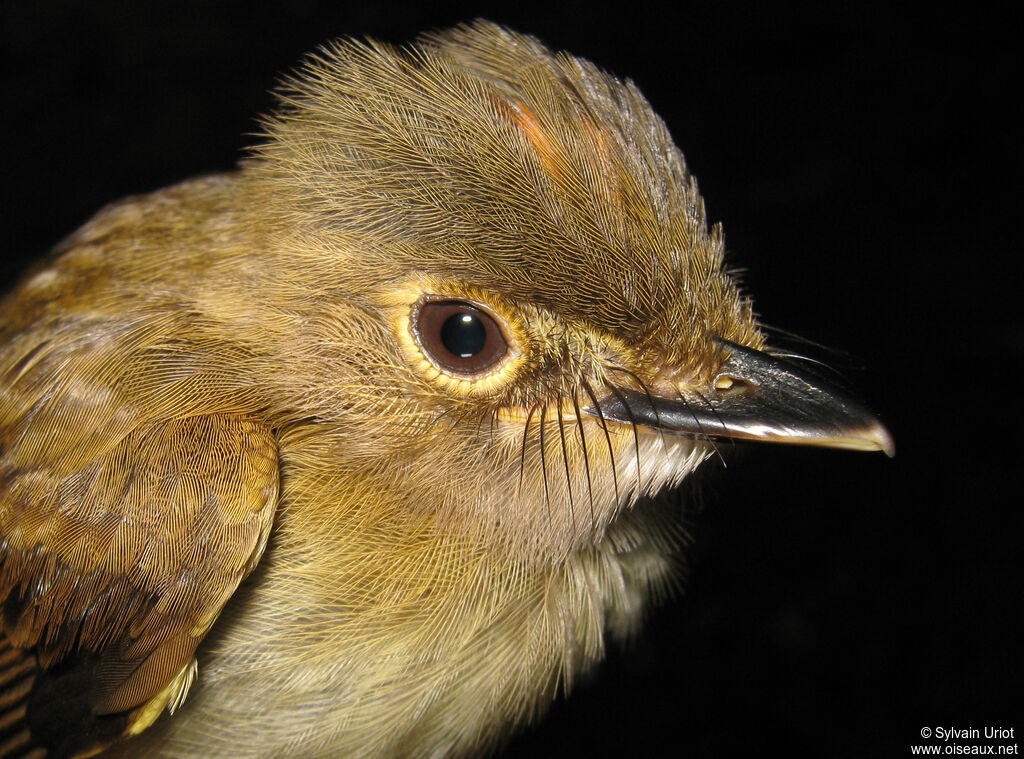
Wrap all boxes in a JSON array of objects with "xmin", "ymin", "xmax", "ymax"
[{"xmin": 0, "ymin": 20, "xmax": 888, "ymax": 759}]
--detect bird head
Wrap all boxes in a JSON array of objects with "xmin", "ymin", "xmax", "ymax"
[{"xmin": 231, "ymin": 21, "xmax": 891, "ymax": 563}]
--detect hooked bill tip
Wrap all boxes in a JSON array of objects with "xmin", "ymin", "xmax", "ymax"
[{"xmin": 835, "ymin": 419, "xmax": 895, "ymax": 457}]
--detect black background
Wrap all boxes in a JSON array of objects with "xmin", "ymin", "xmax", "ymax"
[{"xmin": 2, "ymin": 2, "xmax": 1019, "ymax": 757}]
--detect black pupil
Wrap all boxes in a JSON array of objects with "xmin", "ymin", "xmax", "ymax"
[{"xmin": 441, "ymin": 311, "xmax": 486, "ymax": 358}]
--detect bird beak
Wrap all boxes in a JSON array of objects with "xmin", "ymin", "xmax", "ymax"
[{"xmin": 584, "ymin": 339, "xmax": 894, "ymax": 456}]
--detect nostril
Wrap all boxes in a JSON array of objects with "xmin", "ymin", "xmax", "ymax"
[{"xmin": 714, "ymin": 375, "xmax": 751, "ymax": 395}]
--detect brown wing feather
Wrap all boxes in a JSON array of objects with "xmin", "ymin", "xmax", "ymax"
[{"xmin": 0, "ymin": 415, "xmax": 278, "ymax": 758}]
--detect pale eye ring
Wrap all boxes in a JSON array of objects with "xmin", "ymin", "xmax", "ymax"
[{"xmin": 414, "ymin": 300, "xmax": 510, "ymax": 378}]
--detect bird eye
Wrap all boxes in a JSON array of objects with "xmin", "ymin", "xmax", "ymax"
[{"xmin": 415, "ymin": 300, "xmax": 510, "ymax": 378}]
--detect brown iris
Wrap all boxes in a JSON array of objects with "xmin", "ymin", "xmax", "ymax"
[{"xmin": 415, "ymin": 300, "xmax": 509, "ymax": 377}]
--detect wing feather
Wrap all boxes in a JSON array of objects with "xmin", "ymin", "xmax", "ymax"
[{"xmin": 0, "ymin": 414, "xmax": 278, "ymax": 757}]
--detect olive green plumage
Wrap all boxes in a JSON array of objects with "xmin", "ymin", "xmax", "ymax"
[{"xmin": 0, "ymin": 21, "xmax": 887, "ymax": 759}]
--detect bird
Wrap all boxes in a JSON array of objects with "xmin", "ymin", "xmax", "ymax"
[{"xmin": 0, "ymin": 20, "xmax": 893, "ymax": 759}]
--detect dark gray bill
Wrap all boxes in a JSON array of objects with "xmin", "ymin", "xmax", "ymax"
[{"xmin": 584, "ymin": 340, "xmax": 894, "ymax": 456}]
